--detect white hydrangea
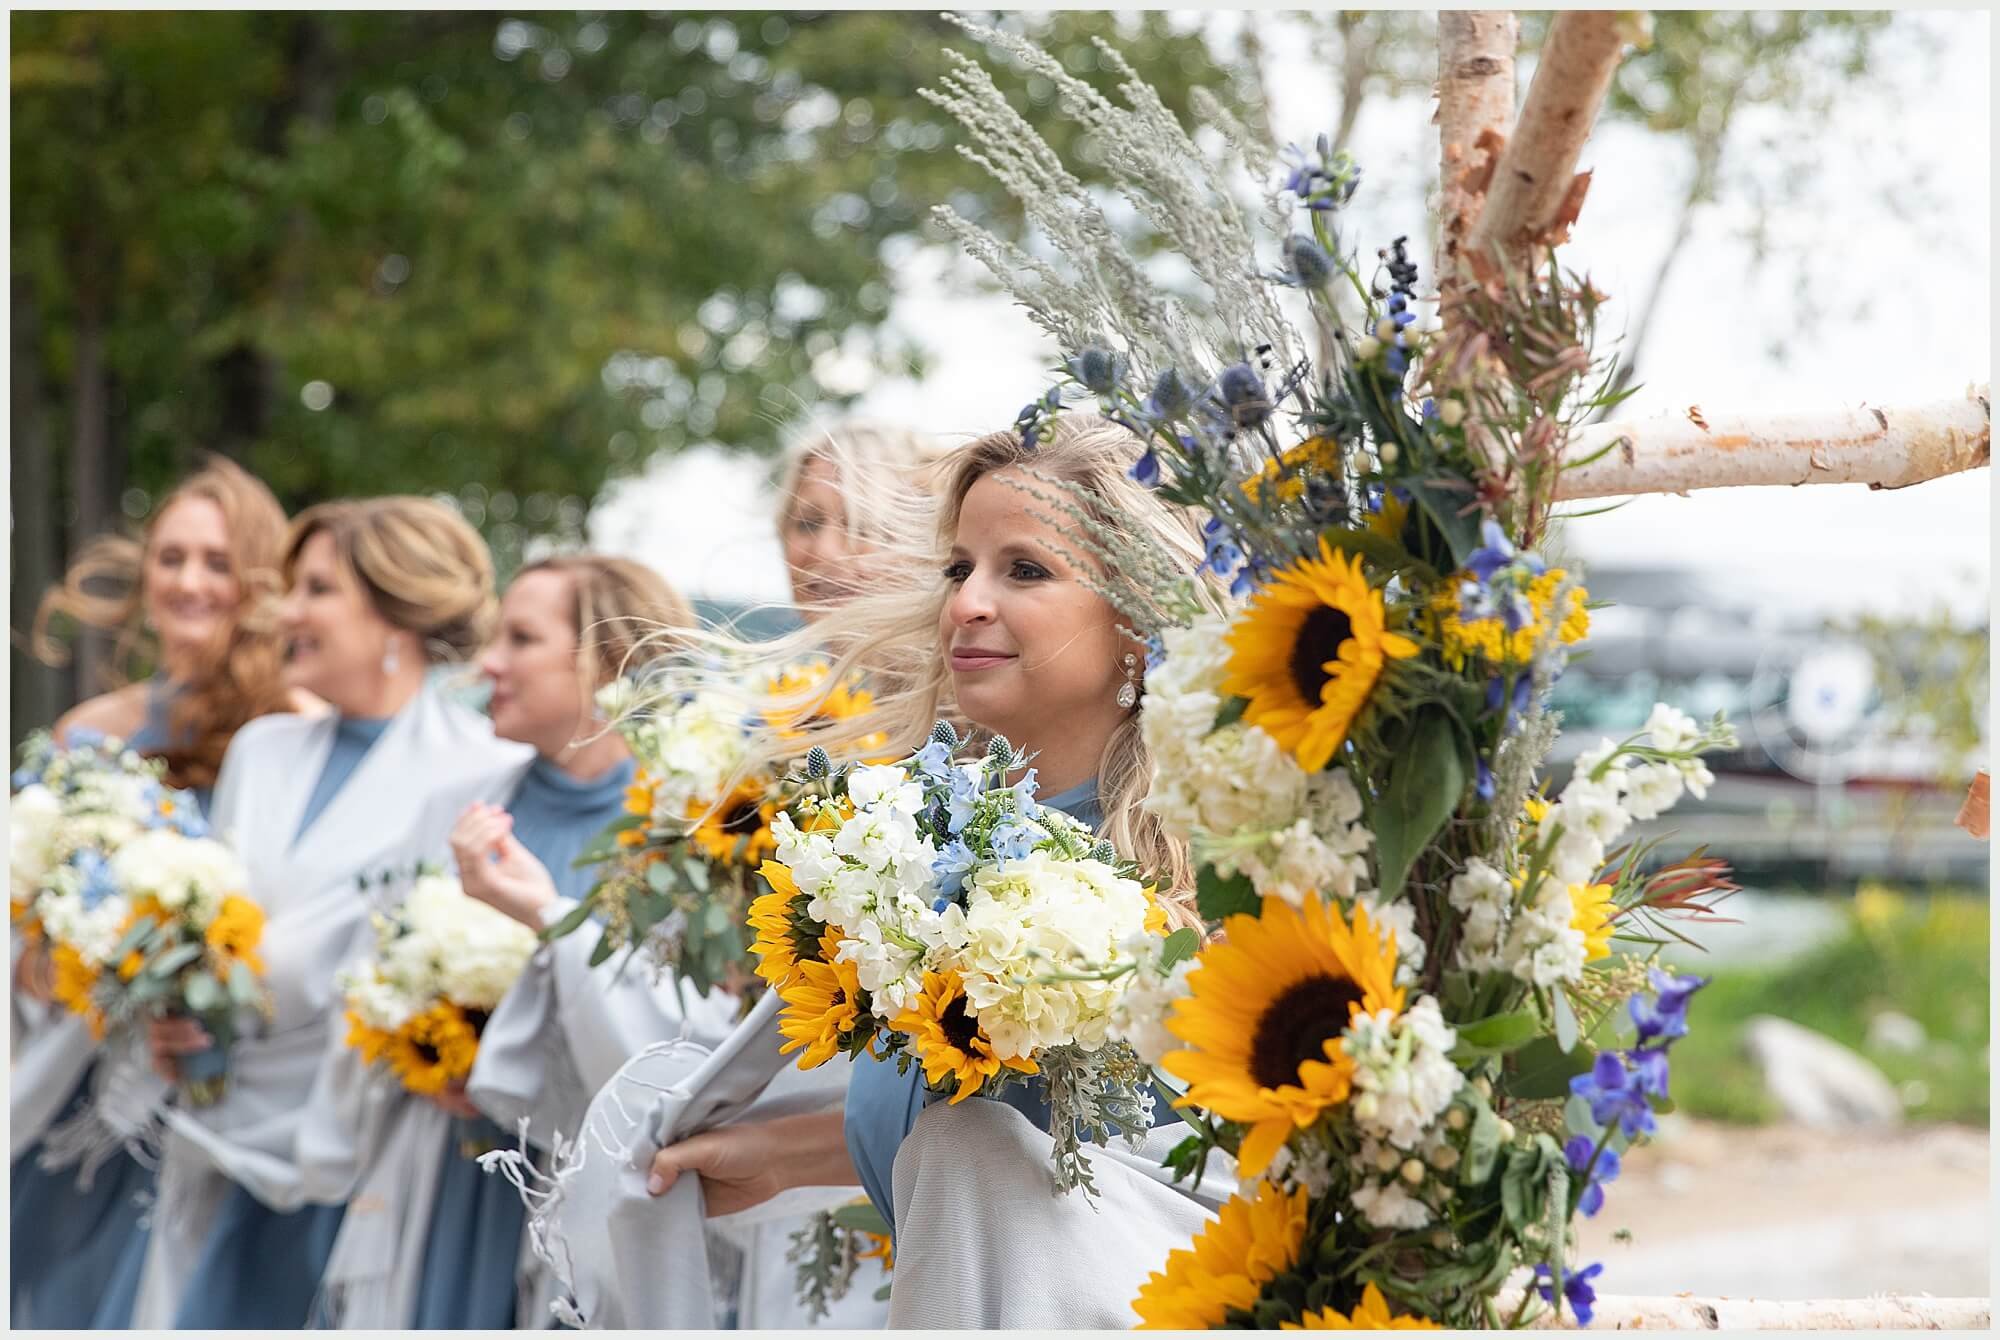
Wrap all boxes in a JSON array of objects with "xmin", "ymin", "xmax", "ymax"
[
  {"xmin": 343, "ymin": 972, "xmax": 421, "ymax": 1033},
  {"xmin": 1140, "ymin": 614, "xmax": 1310, "ymax": 842},
  {"xmin": 640, "ymin": 691, "xmax": 750, "ymax": 815},
  {"xmin": 356, "ymin": 873, "xmax": 538, "ymax": 1014},
  {"xmin": 1200, "ymin": 771, "xmax": 1374, "ymax": 908},
  {"xmin": 38, "ymin": 885, "xmax": 134, "ymax": 967},
  {"xmin": 1107, "ymin": 934, "xmax": 1195, "ymax": 1066},
  {"xmin": 950, "ymin": 850, "xmax": 1153, "ymax": 1060},
  {"xmin": 10, "ymin": 784, "xmax": 64, "ymax": 897},
  {"xmin": 1344, "ymin": 997, "xmax": 1463, "ymax": 1149},
  {"xmin": 111, "ymin": 831, "xmax": 247, "ymax": 924}
]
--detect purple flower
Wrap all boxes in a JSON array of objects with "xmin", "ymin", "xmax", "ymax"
[
  {"xmin": 1128, "ymin": 448, "xmax": 1161, "ymax": 488},
  {"xmin": 1564, "ymin": 1135, "xmax": 1621, "ymax": 1217},
  {"xmin": 1534, "ymin": 1261, "xmax": 1605, "ymax": 1326},
  {"xmin": 1570, "ymin": 1051, "xmax": 1655, "ymax": 1140},
  {"xmin": 1475, "ymin": 759, "xmax": 1495, "ymax": 802},
  {"xmin": 1629, "ymin": 1046, "xmax": 1671, "ymax": 1099},
  {"xmin": 1465, "ymin": 519, "xmax": 1517, "ymax": 583},
  {"xmin": 1629, "ymin": 968, "xmax": 1707, "ymax": 1045}
]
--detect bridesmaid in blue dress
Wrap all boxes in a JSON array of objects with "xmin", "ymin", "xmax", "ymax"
[
  {"xmin": 640, "ymin": 417, "xmax": 1212, "ymax": 1319},
  {"xmin": 392, "ymin": 555, "xmax": 694, "ymax": 1329},
  {"xmin": 131, "ymin": 496, "xmax": 527, "ymax": 1329},
  {"xmin": 12, "ymin": 456, "xmax": 300, "ymax": 1329}
]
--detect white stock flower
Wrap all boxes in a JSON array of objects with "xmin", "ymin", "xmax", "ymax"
[
  {"xmin": 1503, "ymin": 881, "xmax": 1586, "ymax": 988},
  {"xmin": 1344, "ymin": 997, "xmax": 1462, "ymax": 1149},
  {"xmin": 1678, "ymin": 757, "xmax": 1716, "ymax": 800},
  {"xmin": 10, "ymin": 785, "xmax": 63, "ymax": 896},
  {"xmin": 1350, "ymin": 1177, "xmax": 1434, "ymax": 1230},
  {"xmin": 1621, "ymin": 761, "xmax": 1685, "ymax": 821},
  {"xmin": 1644, "ymin": 702, "xmax": 1700, "ymax": 753},
  {"xmin": 1107, "ymin": 938, "xmax": 1195, "ymax": 1066}
]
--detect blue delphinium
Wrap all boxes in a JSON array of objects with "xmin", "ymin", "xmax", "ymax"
[
  {"xmin": 1564, "ymin": 1135, "xmax": 1621, "ymax": 1217},
  {"xmin": 72, "ymin": 849, "xmax": 122, "ymax": 910},
  {"xmin": 1534, "ymin": 1262, "xmax": 1604, "ymax": 1327},
  {"xmin": 1570, "ymin": 1050, "xmax": 1656, "ymax": 1141},
  {"xmin": 987, "ymin": 818, "xmax": 1041, "ymax": 868},
  {"xmin": 932, "ymin": 839, "xmax": 977, "ymax": 907}
]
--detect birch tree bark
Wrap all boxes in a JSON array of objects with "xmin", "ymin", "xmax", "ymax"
[
  {"xmin": 1435, "ymin": 11, "xmax": 1518, "ymax": 278},
  {"xmin": 1554, "ymin": 387, "xmax": 1991, "ymax": 501}
]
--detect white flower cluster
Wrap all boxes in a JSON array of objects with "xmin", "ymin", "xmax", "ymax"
[
  {"xmin": 782, "ymin": 761, "xmax": 1155, "ymax": 1060},
  {"xmin": 112, "ymin": 831, "xmax": 246, "ymax": 926},
  {"xmin": 618, "ymin": 688, "xmax": 750, "ymax": 818},
  {"xmin": 1142, "ymin": 616, "xmax": 1376, "ymax": 910},
  {"xmin": 1343, "ymin": 996, "xmax": 1463, "ymax": 1150},
  {"xmin": 1107, "ymin": 932, "xmax": 1196, "ymax": 1065},
  {"xmin": 342, "ymin": 873, "xmax": 539, "ymax": 1030},
  {"xmin": 1449, "ymin": 702, "xmax": 1725, "ymax": 987}
]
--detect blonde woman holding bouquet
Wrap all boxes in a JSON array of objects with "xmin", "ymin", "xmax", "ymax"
[
  {"xmin": 12, "ymin": 456, "xmax": 304, "ymax": 1329},
  {"xmin": 638, "ymin": 416, "xmax": 1235, "ymax": 1329},
  {"xmin": 123, "ymin": 496, "xmax": 531, "ymax": 1329}
]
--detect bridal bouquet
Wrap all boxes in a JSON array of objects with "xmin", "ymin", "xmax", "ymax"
[
  {"xmin": 12, "ymin": 730, "xmax": 267, "ymax": 1105},
  {"xmin": 926, "ymin": 19, "xmax": 1742, "ymax": 1328},
  {"xmin": 549, "ymin": 661, "xmax": 878, "ymax": 997},
  {"xmin": 751, "ymin": 724, "xmax": 1179, "ymax": 1193},
  {"xmin": 342, "ymin": 871, "xmax": 539, "ymax": 1097}
]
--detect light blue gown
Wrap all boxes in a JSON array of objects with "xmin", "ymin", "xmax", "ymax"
[
  {"xmin": 409, "ymin": 754, "xmax": 636, "ymax": 1330},
  {"xmin": 11, "ymin": 677, "xmax": 191, "ymax": 1329},
  {"xmin": 165, "ymin": 715, "xmax": 391, "ymax": 1330},
  {"xmin": 843, "ymin": 779, "xmax": 1177, "ymax": 1231}
]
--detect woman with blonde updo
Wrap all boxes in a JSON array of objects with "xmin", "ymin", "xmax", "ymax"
[
  {"xmin": 12, "ymin": 456, "xmax": 305, "ymax": 1330},
  {"xmin": 124, "ymin": 496, "xmax": 532, "ymax": 1329}
]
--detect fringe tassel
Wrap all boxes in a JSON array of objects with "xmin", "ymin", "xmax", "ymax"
[{"xmin": 478, "ymin": 1116, "xmax": 589, "ymax": 1326}]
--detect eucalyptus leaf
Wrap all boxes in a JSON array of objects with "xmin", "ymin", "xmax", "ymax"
[
  {"xmin": 830, "ymin": 1201, "xmax": 891, "ymax": 1235},
  {"xmin": 146, "ymin": 943, "xmax": 204, "ymax": 978},
  {"xmin": 1552, "ymin": 988, "xmax": 1580, "ymax": 1052},
  {"xmin": 1464, "ymin": 1103, "xmax": 1503, "ymax": 1184},
  {"xmin": 226, "ymin": 958, "xmax": 260, "ymax": 1002},
  {"xmin": 541, "ymin": 897, "xmax": 595, "ymax": 943},
  {"xmin": 1159, "ymin": 927, "xmax": 1200, "ymax": 968},
  {"xmin": 1564, "ymin": 1094, "xmax": 1599, "ymax": 1138},
  {"xmin": 1451, "ymin": 1009, "xmax": 1542, "ymax": 1055},
  {"xmin": 184, "ymin": 971, "xmax": 224, "ymax": 1014}
]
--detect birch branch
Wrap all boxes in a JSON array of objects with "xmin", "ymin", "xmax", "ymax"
[
  {"xmin": 1497, "ymin": 1290, "xmax": 1991, "ymax": 1330},
  {"xmin": 1553, "ymin": 386, "xmax": 1992, "ymax": 501},
  {"xmin": 1468, "ymin": 11, "xmax": 1634, "ymax": 259},
  {"xmin": 1435, "ymin": 11, "xmax": 1518, "ymax": 278}
]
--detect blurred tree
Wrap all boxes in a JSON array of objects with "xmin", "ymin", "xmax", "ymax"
[{"xmin": 10, "ymin": 9, "xmax": 1245, "ymax": 730}]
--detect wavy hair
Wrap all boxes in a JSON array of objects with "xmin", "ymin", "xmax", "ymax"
[{"xmin": 283, "ymin": 496, "xmax": 498, "ymax": 664}]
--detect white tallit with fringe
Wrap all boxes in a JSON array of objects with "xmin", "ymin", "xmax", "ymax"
[{"xmin": 125, "ymin": 684, "xmax": 531, "ymax": 1328}]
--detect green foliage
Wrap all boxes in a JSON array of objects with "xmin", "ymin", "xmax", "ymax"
[
  {"xmin": 11, "ymin": 11, "xmax": 1241, "ymax": 570},
  {"xmin": 1631, "ymin": 890, "xmax": 1990, "ymax": 1125}
]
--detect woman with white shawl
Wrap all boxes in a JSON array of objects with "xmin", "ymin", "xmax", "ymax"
[
  {"xmin": 123, "ymin": 496, "xmax": 531, "ymax": 1329},
  {"xmin": 632, "ymin": 419, "xmax": 1236, "ymax": 1328}
]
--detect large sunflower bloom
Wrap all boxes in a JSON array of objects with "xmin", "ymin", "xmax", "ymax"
[
  {"xmin": 687, "ymin": 782, "xmax": 778, "ymax": 867},
  {"xmin": 386, "ymin": 1002, "xmax": 480, "ymax": 1095},
  {"xmin": 748, "ymin": 860, "xmax": 819, "ymax": 991},
  {"xmin": 1163, "ymin": 896, "xmax": 1404, "ymax": 1177},
  {"xmin": 776, "ymin": 931, "xmax": 867, "ymax": 1069},
  {"xmin": 1223, "ymin": 539, "xmax": 1418, "ymax": 771},
  {"xmin": 204, "ymin": 894, "xmax": 266, "ymax": 974},
  {"xmin": 1282, "ymin": 1283, "xmax": 1440, "ymax": 1330},
  {"xmin": 1132, "ymin": 1181, "xmax": 1308, "ymax": 1329},
  {"xmin": 890, "ymin": 969, "xmax": 1037, "ymax": 1104},
  {"xmin": 345, "ymin": 1010, "xmax": 397, "ymax": 1068}
]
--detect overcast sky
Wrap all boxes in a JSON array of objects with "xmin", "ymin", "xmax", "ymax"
[{"xmin": 594, "ymin": 10, "xmax": 1990, "ymax": 626}]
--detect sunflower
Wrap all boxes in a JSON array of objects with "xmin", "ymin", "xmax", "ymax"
[
  {"xmin": 1132, "ymin": 1180, "xmax": 1308, "ymax": 1329},
  {"xmin": 856, "ymin": 1230, "xmax": 895, "ymax": 1273},
  {"xmin": 344, "ymin": 1010, "xmax": 396, "ymax": 1068},
  {"xmin": 204, "ymin": 894, "xmax": 266, "ymax": 974},
  {"xmin": 687, "ymin": 782, "xmax": 778, "ymax": 868},
  {"xmin": 1569, "ymin": 882, "xmax": 1616, "ymax": 963},
  {"xmin": 1162, "ymin": 896, "xmax": 1403, "ymax": 1178},
  {"xmin": 49, "ymin": 943, "xmax": 105, "ymax": 1037},
  {"xmin": 1281, "ymin": 1283, "xmax": 1440, "ymax": 1330},
  {"xmin": 890, "ymin": 970, "xmax": 1038, "ymax": 1104},
  {"xmin": 1223, "ymin": 539, "xmax": 1418, "ymax": 772},
  {"xmin": 776, "ymin": 931, "xmax": 868, "ymax": 1069},
  {"xmin": 766, "ymin": 665, "xmax": 879, "ymax": 738},
  {"xmin": 624, "ymin": 771, "xmax": 657, "ymax": 818},
  {"xmin": 385, "ymin": 1002, "xmax": 480, "ymax": 1095},
  {"xmin": 748, "ymin": 860, "xmax": 821, "ymax": 991}
]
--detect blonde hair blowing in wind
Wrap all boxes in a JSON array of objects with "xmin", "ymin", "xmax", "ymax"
[
  {"xmin": 773, "ymin": 416, "xmax": 947, "ymax": 550},
  {"xmin": 666, "ymin": 415, "xmax": 1222, "ymax": 924}
]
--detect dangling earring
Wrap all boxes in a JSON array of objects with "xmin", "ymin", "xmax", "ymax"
[
  {"xmin": 382, "ymin": 635, "xmax": 401, "ymax": 678},
  {"xmin": 1116, "ymin": 652, "xmax": 1139, "ymax": 709}
]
